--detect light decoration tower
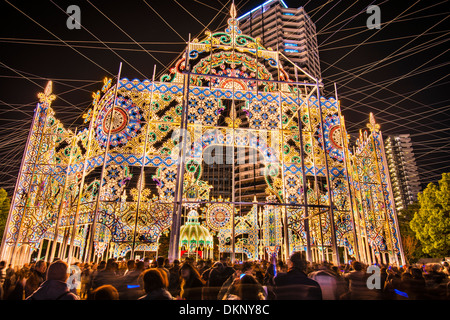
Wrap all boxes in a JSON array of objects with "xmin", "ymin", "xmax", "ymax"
[{"xmin": 0, "ymin": 4, "xmax": 405, "ymax": 267}]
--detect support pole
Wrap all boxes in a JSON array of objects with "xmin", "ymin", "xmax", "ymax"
[
  {"xmin": 306, "ymin": 86, "xmax": 325, "ymax": 262},
  {"xmin": 230, "ymin": 12, "xmax": 237, "ymax": 264},
  {"xmin": 334, "ymin": 84, "xmax": 360, "ymax": 261},
  {"xmin": 131, "ymin": 65, "xmax": 157, "ymax": 259},
  {"xmin": 296, "ymin": 68, "xmax": 312, "ymax": 262},
  {"xmin": 68, "ymin": 82, "xmax": 106, "ymax": 264},
  {"xmin": 51, "ymin": 129, "xmax": 77, "ymax": 262},
  {"xmin": 86, "ymin": 62, "xmax": 123, "ymax": 263},
  {"xmin": 277, "ymin": 49, "xmax": 290, "ymax": 262},
  {"xmin": 168, "ymin": 35, "xmax": 191, "ymax": 262},
  {"xmin": 316, "ymin": 81, "xmax": 340, "ymax": 265}
]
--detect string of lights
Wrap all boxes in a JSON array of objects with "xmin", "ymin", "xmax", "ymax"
[{"xmin": 0, "ymin": 0, "xmax": 447, "ymax": 204}]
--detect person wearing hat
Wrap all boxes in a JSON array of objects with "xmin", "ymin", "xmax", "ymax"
[{"xmin": 26, "ymin": 260, "xmax": 79, "ymax": 300}]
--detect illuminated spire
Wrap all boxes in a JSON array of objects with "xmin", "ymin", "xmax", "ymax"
[
  {"xmin": 226, "ymin": 1, "xmax": 241, "ymax": 35},
  {"xmin": 38, "ymin": 80, "xmax": 56, "ymax": 104},
  {"xmin": 230, "ymin": 1, "xmax": 237, "ymax": 19},
  {"xmin": 367, "ymin": 112, "xmax": 380, "ymax": 132},
  {"xmin": 44, "ymin": 80, "xmax": 52, "ymax": 97},
  {"xmin": 225, "ymin": 102, "xmax": 242, "ymax": 128}
]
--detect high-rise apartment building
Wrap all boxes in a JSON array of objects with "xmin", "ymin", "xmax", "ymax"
[
  {"xmin": 384, "ymin": 134, "xmax": 421, "ymax": 212},
  {"xmin": 238, "ymin": 0, "xmax": 321, "ymax": 80}
]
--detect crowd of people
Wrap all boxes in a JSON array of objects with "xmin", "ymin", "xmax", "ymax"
[{"xmin": 0, "ymin": 253, "xmax": 449, "ymax": 300}]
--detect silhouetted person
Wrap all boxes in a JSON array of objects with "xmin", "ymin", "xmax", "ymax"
[
  {"xmin": 309, "ymin": 261, "xmax": 342, "ymax": 300},
  {"xmin": 202, "ymin": 262, "xmax": 228, "ymax": 300},
  {"xmin": 2, "ymin": 263, "xmax": 14, "ymax": 299},
  {"xmin": 342, "ymin": 261, "xmax": 374, "ymax": 299},
  {"xmin": 5, "ymin": 267, "xmax": 27, "ymax": 300},
  {"xmin": 80, "ymin": 264, "xmax": 92, "ymax": 299},
  {"xmin": 25, "ymin": 260, "xmax": 47, "ymax": 298},
  {"xmin": 424, "ymin": 263, "xmax": 448, "ymax": 299},
  {"xmin": 156, "ymin": 256, "xmax": 170, "ymax": 284},
  {"xmin": 119, "ymin": 260, "xmax": 145, "ymax": 300},
  {"xmin": 26, "ymin": 260, "xmax": 79, "ymax": 300},
  {"xmin": 274, "ymin": 252, "xmax": 322, "ymax": 300},
  {"xmin": 138, "ymin": 268, "xmax": 173, "ymax": 300},
  {"xmin": 168, "ymin": 259, "xmax": 181, "ymax": 297},
  {"xmin": 123, "ymin": 259, "xmax": 135, "ymax": 276},
  {"xmin": 199, "ymin": 259, "xmax": 212, "ymax": 277},
  {"xmin": 91, "ymin": 258, "xmax": 118, "ymax": 292},
  {"xmin": 0, "ymin": 260, "xmax": 4, "ymax": 300},
  {"xmin": 92, "ymin": 284, "xmax": 119, "ymax": 300},
  {"xmin": 226, "ymin": 274, "xmax": 266, "ymax": 300},
  {"xmin": 406, "ymin": 267, "xmax": 427, "ymax": 299},
  {"xmin": 218, "ymin": 261, "xmax": 256, "ymax": 300},
  {"xmin": 179, "ymin": 262, "xmax": 205, "ymax": 300}
]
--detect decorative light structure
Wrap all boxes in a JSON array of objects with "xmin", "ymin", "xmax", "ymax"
[
  {"xmin": 179, "ymin": 210, "xmax": 214, "ymax": 259},
  {"xmin": 0, "ymin": 4, "xmax": 405, "ymax": 266}
]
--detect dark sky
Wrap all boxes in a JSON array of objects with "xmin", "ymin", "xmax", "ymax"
[{"xmin": 0, "ymin": 0, "xmax": 448, "ymax": 194}]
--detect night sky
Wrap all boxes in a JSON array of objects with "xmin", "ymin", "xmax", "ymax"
[{"xmin": 0, "ymin": 0, "xmax": 448, "ymax": 195}]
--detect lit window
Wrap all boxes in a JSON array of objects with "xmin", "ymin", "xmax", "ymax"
[{"xmin": 285, "ymin": 49, "xmax": 299, "ymax": 53}]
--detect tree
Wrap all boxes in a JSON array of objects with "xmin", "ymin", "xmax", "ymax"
[
  {"xmin": 410, "ymin": 173, "xmax": 450, "ymax": 258},
  {"xmin": 0, "ymin": 188, "xmax": 11, "ymax": 241},
  {"xmin": 398, "ymin": 201, "xmax": 426, "ymax": 263}
]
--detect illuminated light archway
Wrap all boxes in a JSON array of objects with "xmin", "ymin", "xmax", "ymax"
[{"xmin": 0, "ymin": 5, "xmax": 405, "ymax": 267}]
